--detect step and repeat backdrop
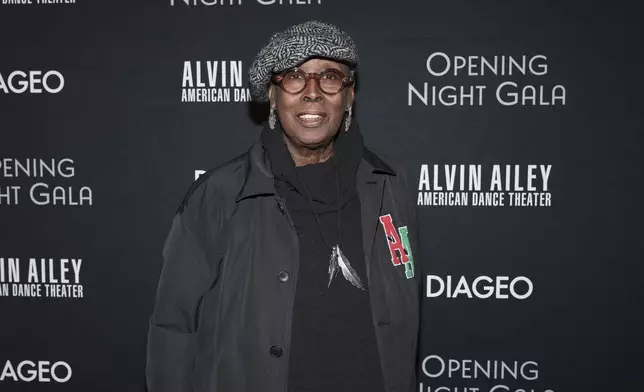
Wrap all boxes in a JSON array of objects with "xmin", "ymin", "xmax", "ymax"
[{"xmin": 1, "ymin": 1, "xmax": 642, "ymax": 391}]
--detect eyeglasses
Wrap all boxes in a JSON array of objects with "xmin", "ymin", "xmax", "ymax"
[{"xmin": 271, "ymin": 68, "xmax": 354, "ymax": 95}]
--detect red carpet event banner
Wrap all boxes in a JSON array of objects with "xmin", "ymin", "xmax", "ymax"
[{"xmin": 1, "ymin": 1, "xmax": 642, "ymax": 391}]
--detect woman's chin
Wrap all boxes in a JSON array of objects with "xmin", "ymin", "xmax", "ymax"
[{"xmin": 294, "ymin": 129, "xmax": 332, "ymax": 147}]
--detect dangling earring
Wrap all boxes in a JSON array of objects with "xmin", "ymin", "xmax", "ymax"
[
  {"xmin": 268, "ymin": 106, "xmax": 276, "ymax": 130},
  {"xmin": 344, "ymin": 106, "xmax": 352, "ymax": 132}
]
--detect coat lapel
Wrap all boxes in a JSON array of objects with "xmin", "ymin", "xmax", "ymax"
[{"xmin": 356, "ymin": 160, "xmax": 386, "ymax": 278}]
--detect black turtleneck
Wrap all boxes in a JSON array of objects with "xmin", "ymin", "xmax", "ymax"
[{"xmin": 261, "ymin": 122, "xmax": 385, "ymax": 392}]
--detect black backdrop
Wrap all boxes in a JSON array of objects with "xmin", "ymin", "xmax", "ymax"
[{"xmin": 1, "ymin": 1, "xmax": 643, "ymax": 391}]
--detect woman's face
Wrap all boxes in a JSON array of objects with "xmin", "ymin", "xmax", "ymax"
[{"xmin": 269, "ymin": 58, "xmax": 354, "ymax": 150}]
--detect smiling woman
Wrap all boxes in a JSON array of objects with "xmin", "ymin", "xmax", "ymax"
[
  {"xmin": 267, "ymin": 58, "xmax": 355, "ymax": 163},
  {"xmin": 146, "ymin": 20, "xmax": 421, "ymax": 392}
]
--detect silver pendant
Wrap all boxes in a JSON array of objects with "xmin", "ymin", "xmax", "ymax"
[{"xmin": 328, "ymin": 244, "xmax": 366, "ymax": 290}]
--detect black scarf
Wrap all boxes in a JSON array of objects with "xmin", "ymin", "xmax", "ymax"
[
  {"xmin": 263, "ymin": 120, "xmax": 386, "ymax": 391},
  {"xmin": 260, "ymin": 119, "xmax": 365, "ymax": 215}
]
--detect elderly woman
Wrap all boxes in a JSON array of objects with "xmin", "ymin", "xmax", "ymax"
[{"xmin": 146, "ymin": 20, "xmax": 421, "ymax": 392}]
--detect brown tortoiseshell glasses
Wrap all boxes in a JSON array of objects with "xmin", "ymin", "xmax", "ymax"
[{"xmin": 271, "ymin": 68, "xmax": 354, "ymax": 95}]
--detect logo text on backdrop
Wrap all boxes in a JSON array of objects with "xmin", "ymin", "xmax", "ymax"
[
  {"xmin": 0, "ymin": 360, "xmax": 72, "ymax": 383},
  {"xmin": 408, "ymin": 52, "xmax": 566, "ymax": 107},
  {"xmin": 417, "ymin": 164, "xmax": 552, "ymax": 207},
  {"xmin": 0, "ymin": 71, "xmax": 64, "ymax": 94},
  {"xmin": 181, "ymin": 61, "xmax": 251, "ymax": 103},
  {"xmin": 0, "ymin": 0, "xmax": 76, "ymax": 5},
  {"xmin": 0, "ymin": 258, "xmax": 84, "ymax": 299},
  {"xmin": 420, "ymin": 355, "xmax": 555, "ymax": 392},
  {"xmin": 170, "ymin": 0, "xmax": 321, "ymax": 5},
  {"xmin": 0, "ymin": 158, "xmax": 93, "ymax": 206},
  {"xmin": 426, "ymin": 275, "xmax": 533, "ymax": 299}
]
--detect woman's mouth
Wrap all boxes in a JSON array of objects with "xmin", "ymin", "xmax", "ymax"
[{"xmin": 296, "ymin": 112, "xmax": 327, "ymax": 128}]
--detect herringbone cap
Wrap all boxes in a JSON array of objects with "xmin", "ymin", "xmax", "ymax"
[{"xmin": 248, "ymin": 20, "xmax": 359, "ymax": 103}]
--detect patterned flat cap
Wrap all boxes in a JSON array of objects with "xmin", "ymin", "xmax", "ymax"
[{"xmin": 248, "ymin": 20, "xmax": 358, "ymax": 103}]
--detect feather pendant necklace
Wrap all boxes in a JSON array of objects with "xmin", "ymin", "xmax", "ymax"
[
  {"xmin": 298, "ymin": 155, "xmax": 366, "ymax": 291},
  {"xmin": 328, "ymin": 244, "xmax": 365, "ymax": 290}
]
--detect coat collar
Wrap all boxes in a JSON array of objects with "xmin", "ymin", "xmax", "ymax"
[{"xmin": 235, "ymin": 138, "xmax": 395, "ymax": 202}]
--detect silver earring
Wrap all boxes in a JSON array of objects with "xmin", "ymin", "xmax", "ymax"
[
  {"xmin": 344, "ymin": 106, "xmax": 352, "ymax": 132},
  {"xmin": 268, "ymin": 106, "xmax": 276, "ymax": 130}
]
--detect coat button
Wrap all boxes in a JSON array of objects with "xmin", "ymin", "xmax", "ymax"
[
  {"xmin": 270, "ymin": 345, "xmax": 283, "ymax": 358},
  {"xmin": 277, "ymin": 270, "xmax": 289, "ymax": 283}
]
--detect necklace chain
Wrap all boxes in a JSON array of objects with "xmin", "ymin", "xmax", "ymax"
[{"xmin": 296, "ymin": 154, "xmax": 342, "ymax": 250}]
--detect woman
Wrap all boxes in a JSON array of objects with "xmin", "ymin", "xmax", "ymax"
[{"xmin": 146, "ymin": 20, "xmax": 421, "ymax": 392}]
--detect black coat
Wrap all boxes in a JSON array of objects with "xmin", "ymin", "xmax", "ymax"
[{"xmin": 145, "ymin": 135, "xmax": 422, "ymax": 392}]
